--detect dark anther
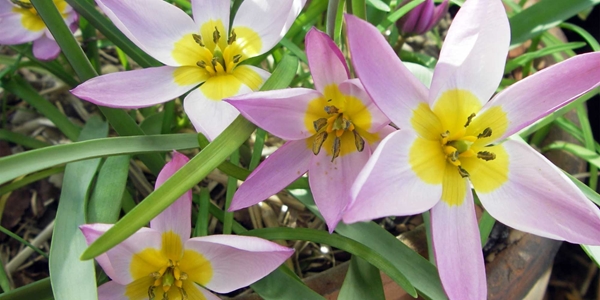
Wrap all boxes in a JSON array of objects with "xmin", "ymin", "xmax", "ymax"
[
  {"xmin": 353, "ymin": 130, "xmax": 365, "ymax": 152},
  {"xmin": 213, "ymin": 26, "xmax": 221, "ymax": 44},
  {"xmin": 440, "ymin": 130, "xmax": 450, "ymax": 139},
  {"xmin": 192, "ymin": 33, "xmax": 204, "ymax": 47},
  {"xmin": 332, "ymin": 136, "xmax": 341, "ymax": 162},
  {"xmin": 477, "ymin": 127, "xmax": 492, "ymax": 139},
  {"xmin": 458, "ymin": 166, "xmax": 470, "ymax": 178},
  {"xmin": 11, "ymin": 0, "xmax": 32, "ymax": 8},
  {"xmin": 148, "ymin": 286, "xmax": 156, "ymax": 300},
  {"xmin": 227, "ymin": 29, "xmax": 237, "ymax": 45},
  {"xmin": 210, "ymin": 57, "xmax": 218, "ymax": 68},
  {"xmin": 313, "ymin": 118, "xmax": 328, "ymax": 132},
  {"xmin": 477, "ymin": 151, "xmax": 496, "ymax": 161},
  {"xmin": 232, "ymin": 54, "xmax": 242, "ymax": 64},
  {"xmin": 464, "ymin": 113, "xmax": 476, "ymax": 127},
  {"xmin": 324, "ymin": 105, "xmax": 339, "ymax": 114},
  {"xmin": 312, "ymin": 132, "xmax": 328, "ymax": 155},
  {"xmin": 196, "ymin": 61, "xmax": 207, "ymax": 68},
  {"xmin": 450, "ymin": 151, "xmax": 459, "ymax": 162}
]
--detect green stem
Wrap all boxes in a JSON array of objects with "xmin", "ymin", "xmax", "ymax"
[
  {"xmin": 0, "ymin": 167, "xmax": 65, "ymax": 197},
  {"xmin": 351, "ymin": 0, "xmax": 367, "ymax": 19},
  {"xmin": 0, "ymin": 278, "xmax": 52, "ymax": 300},
  {"xmin": 223, "ymin": 149, "xmax": 240, "ymax": 234},
  {"xmin": 249, "ymin": 129, "xmax": 267, "ymax": 171},
  {"xmin": 194, "ymin": 188, "xmax": 211, "ymax": 237},
  {"xmin": 576, "ymin": 104, "xmax": 598, "ymax": 190},
  {"xmin": 326, "ymin": 0, "xmax": 341, "ymax": 38},
  {"xmin": 0, "ymin": 225, "xmax": 48, "ymax": 258},
  {"xmin": 421, "ymin": 211, "xmax": 435, "ymax": 265},
  {"xmin": 0, "ymin": 129, "xmax": 50, "ymax": 149}
]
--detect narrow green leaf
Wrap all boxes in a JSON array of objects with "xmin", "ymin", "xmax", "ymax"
[
  {"xmin": 2, "ymin": 76, "xmax": 81, "ymax": 141},
  {"xmin": 560, "ymin": 22, "xmax": 600, "ymax": 51},
  {"xmin": 0, "ymin": 167, "xmax": 64, "ymax": 197},
  {"xmin": 582, "ymin": 245, "xmax": 600, "ymax": 267},
  {"xmin": 250, "ymin": 267, "xmax": 325, "ymax": 300},
  {"xmin": 0, "ymin": 129, "xmax": 50, "ymax": 149},
  {"xmin": 49, "ymin": 116, "xmax": 107, "ymax": 300},
  {"xmin": 338, "ymin": 256, "xmax": 385, "ymax": 300},
  {"xmin": 576, "ymin": 104, "xmax": 597, "ymax": 190},
  {"xmin": 377, "ymin": 0, "xmax": 425, "ymax": 31},
  {"xmin": 504, "ymin": 42, "xmax": 585, "ymax": 74},
  {"xmin": 87, "ymin": 155, "xmax": 130, "ymax": 223},
  {"xmin": 366, "ymin": 0, "xmax": 391, "ymax": 12},
  {"xmin": 0, "ymin": 134, "xmax": 198, "ymax": 186},
  {"xmin": 193, "ymin": 188, "xmax": 211, "ymax": 237},
  {"xmin": 0, "ymin": 259, "xmax": 9, "ymax": 292},
  {"xmin": 509, "ymin": 0, "xmax": 600, "ymax": 47},
  {"xmin": 542, "ymin": 141, "xmax": 600, "ymax": 170},
  {"xmin": 8, "ymin": 45, "xmax": 78, "ymax": 87},
  {"xmin": 0, "ymin": 278, "xmax": 53, "ymax": 300},
  {"xmin": 0, "ymin": 225, "xmax": 48, "ymax": 258},
  {"xmin": 223, "ymin": 149, "xmax": 240, "ymax": 235},
  {"xmin": 479, "ymin": 210, "xmax": 496, "ymax": 246},
  {"xmin": 352, "ymin": 0, "xmax": 367, "ymax": 20}
]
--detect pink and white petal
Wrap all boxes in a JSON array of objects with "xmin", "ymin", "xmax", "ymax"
[
  {"xmin": 478, "ymin": 140, "xmax": 600, "ymax": 244},
  {"xmin": 183, "ymin": 235, "xmax": 294, "ymax": 293},
  {"xmin": 32, "ymin": 35, "xmax": 61, "ymax": 61},
  {"xmin": 305, "ymin": 28, "xmax": 349, "ymax": 92},
  {"xmin": 309, "ymin": 147, "xmax": 371, "ymax": 232},
  {"xmin": 225, "ymin": 88, "xmax": 323, "ymax": 140},
  {"xmin": 428, "ymin": 0, "xmax": 509, "ymax": 108},
  {"xmin": 485, "ymin": 52, "xmax": 600, "ymax": 142},
  {"xmin": 183, "ymin": 87, "xmax": 243, "ymax": 141},
  {"xmin": 232, "ymin": 0, "xmax": 296, "ymax": 56},
  {"xmin": 400, "ymin": 1, "xmax": 425, "ymax": 33},
  {"xmin": 338, "ymin": 79, "xmax": 390, "ymax": 132},
  {"xmin": 191, "ymin": 0, "xmax": 230, "ymax": 34},
  {"xmin": 150, "ymin": 151, "xmax": 192, "ymax": 239},
  {"xmin": 345, "ymin": 14, "xmax": 429, "ymax": 129},
  {"xmin": 343, "ymin": 130, "xmax": 442, "ymax": 224},
  {"xmin": 229, "ymin": 140, "xmax": 311, "ymax": 211},
  {"xmin": 96, "ymin": 0, "xmax": 197, "ymax": 66},
  {"xmin": 0, "ymin": 13, "xmax": 44, "ymax": 44},
  {"xmin": 79, "ymin": 223, "xmax": 117, "ymax": 282},
  {"xmin": 71, "ymin": 66, "xmax": 198, "ymax": 108},
  {"xmin": 97, "ymin": 281, "xmax": 128, "ymax": 300},
  {"xmin": 0, "ymin": 1, "xmax": 15, "ymax": 15},
  {"xmin": 431, "ymin": 191, "xmax": 487, "ymax": 300},
  {"xmin": 103, "ymin": 227, "xmax": 163, "ymax": 284}
]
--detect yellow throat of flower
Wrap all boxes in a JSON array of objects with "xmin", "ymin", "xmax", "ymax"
[
  {"xmin": 304, "ymin": 84, "xmax": 379, "ymax": 162},
  {"xmin": 11, "ymin": 0, "xmax": 69, "ymax": 31}
]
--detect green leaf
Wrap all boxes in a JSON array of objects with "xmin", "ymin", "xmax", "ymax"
[
  {"xmin": 366, "ymin": 0, "xmax": 391, "ymax": 12},
  {"xmin": 377, "ymin": 0, "xmax": 425, "ymax": 31},
  {"xmin": 542, "ymin": 141, "xmax": 600, "ymax": 170},
  {"xmin": 0, "ymin": 258, "xmax": 9, "ymax": 292},
  {"xmin": 243, "ymin": 228, "xmax": 416, "ymax": 297},
  {"xmin": 565, "ymin": 173, "xmax": 600, "ymax": 207},
  {"xmin": 338, "ymin": 256, "xmax": 385, "ymax": 300},
  {"xmin": 49, "ymin": 116, "xmax": 107, "ymax": 300},
  {"xmin": 560, "ymin": 23, "xmax": 600, "ymax": 52},
  {"xmin": 0, "ymin": 278, "xmax": 53, "ymax": 300},
  {"xmin": 504, "ymin": 42, "xmax": 585, "ymax": 74},
  {"xmin": 250, "ymin": 267, "xmax": 325, "ymax": 300},
  {"xmin": 509, "ymin": 0, "xmax": 600, "ymax": 47},
  {"xmin": 87, "ymin": 155, "xmax": 130, "ymax": 224},
  {"xmin": 582, "ymin": 245, "xmax": 600, "ymax": 267},
  {"xmin": 0, "ymin": 129, "xmax": 49, "ymax": 149},
  {"xmin": 0, "ymin": 134, "xmax": 199, "ymax": 186}
]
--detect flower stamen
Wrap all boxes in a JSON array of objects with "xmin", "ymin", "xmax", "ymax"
[
  {"xmin": 477, "ymin": 127, "xmax": 492, "ymax": 139},
  {"xmin": 477, "ymin": 151, "xmax": 496, "ymax": 161},
  {"xmin": 147, "ymin": 260, "xmax": 188, "ymax": 300},
  {"xmin": 311, "ymin": 104, "xmax": 364, "ymax": 161}
]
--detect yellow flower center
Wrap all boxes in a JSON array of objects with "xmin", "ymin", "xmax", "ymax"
[
  {"xmin": 171, "ymin": 22, "xmax": 264, "ymax": 100},
  {"xmin": 148, "ymin": 260, "xmax": 188, "ymax": 300},
  {"xmin": 408, "ymin": 89, "xmax": 510, "ymax": 205},
  {"xmin": 125, "ymin": 232, "xmax": 213, "ymax": 300},
  {"xmin": 304, "ymin": 84, "xmax": 380, "ymax": 161}
]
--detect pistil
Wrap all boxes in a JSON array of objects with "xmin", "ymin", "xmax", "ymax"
[
  {"xmin": 440, "ymin": 113, "xmax": 497, "ymax": 177},
  {"xmin": 147, "ymin": 260, "xmax": 189, "ymax": 300}
]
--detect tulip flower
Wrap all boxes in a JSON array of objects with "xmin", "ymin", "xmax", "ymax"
[
  {"xmin": 397, "ymin": 0, "xmax": 448, "ymax": 35},
  {"xmin": 344, "ymin": 0, "xmax": 600, "ymax": 298},
  {"xmin": 80, "ymin": 151, "xmax": 294, "ymax": 300},
  {"xmin": 224, "ymin": 28, "xmax": 392, "ymax": 232},
  {"xmin": 71, "ymin": 0, "xmax": 305, "ymax": 140},
  {"xmin": 0, "ymin": 0, "xmax": 78, "ymax": 60}
]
